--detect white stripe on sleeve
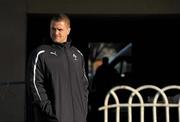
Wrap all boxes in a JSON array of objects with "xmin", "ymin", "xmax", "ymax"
[{"xmin": 33, "ymin": 50, "xmax": 45, "ymax": 101}]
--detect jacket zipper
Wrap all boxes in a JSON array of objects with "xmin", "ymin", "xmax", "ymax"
[{"xmin": 63, "ymin": 47, "xmax": 76, "ymax": 122}]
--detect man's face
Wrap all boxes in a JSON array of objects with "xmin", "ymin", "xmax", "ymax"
[{"xmin": 50, "ymin": 20, "xmax": 71, "ymax": 44}]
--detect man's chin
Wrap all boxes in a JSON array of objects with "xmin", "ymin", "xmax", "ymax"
[{"xmin": 53, "ymin": 40, "xmax": 66, "ymax": 44}]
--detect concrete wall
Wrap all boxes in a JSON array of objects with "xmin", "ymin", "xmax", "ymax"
[
  {"xmin": 0, "ymin": 0, "xmax": 26, "ymax": 81},
  {"xmin": 0, "ymin": 83, "xmax": 25, "ymax": 122},
  {"xmin": 0, "ymin": 0, "xmax": 26, "ymax": 122},
  {"xmin": 27, "ymin": 0, "xmax": 180, "ymax": 14}
]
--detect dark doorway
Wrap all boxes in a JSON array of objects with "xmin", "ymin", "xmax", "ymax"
[{"xmin": 27, "ymin": 14, "xmax": 180, "ymax": 122}]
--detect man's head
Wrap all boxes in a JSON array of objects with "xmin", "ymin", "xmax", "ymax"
[
  {"xmin": 50, "ymin": 14, "xmax": 71, "ymax": 44},
  {"xmin": 102, "ymin": 57, "xmax": 109, "ymax": 64}
]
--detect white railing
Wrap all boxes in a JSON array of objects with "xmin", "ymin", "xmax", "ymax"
[{"xmin": 98, "ymin": 85, "xmax": 180, "ymax": 122}]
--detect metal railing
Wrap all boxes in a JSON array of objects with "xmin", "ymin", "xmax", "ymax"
[{"xmin": 99, "ymin": 85, "xmax": 180, "ymax": 122}]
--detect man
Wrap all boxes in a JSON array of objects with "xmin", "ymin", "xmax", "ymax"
[{"xmin": 26, "ymin": 14, "xmax": 89, "ymax": 122}]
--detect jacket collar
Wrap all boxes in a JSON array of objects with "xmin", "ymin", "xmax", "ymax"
[{"xmin": 52, "ymin": 39, "xmax": 72, "ymax": 49}]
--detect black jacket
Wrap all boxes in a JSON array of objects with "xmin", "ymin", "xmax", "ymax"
[{"xmin": 26, "ymin": 41, "xmax": 89, "ymax": 122}]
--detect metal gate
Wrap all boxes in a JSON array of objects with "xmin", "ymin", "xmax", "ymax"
[{"xmin": 98, "ymin": 85, "xmax": 180, "ymax": 122}]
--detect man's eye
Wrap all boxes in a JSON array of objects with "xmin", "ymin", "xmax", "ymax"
[{"xmin": 58, "ymin": 29, "xmax": 63, "ymax": 31}]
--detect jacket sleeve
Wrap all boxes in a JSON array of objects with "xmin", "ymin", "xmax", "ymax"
[
  {"xmin": 81, "ymin": 57, "xmax": 89, "ymax": 117},
  {"xmin": 27, "ymin": 50, "xmax": 58, "ymax": 122}
]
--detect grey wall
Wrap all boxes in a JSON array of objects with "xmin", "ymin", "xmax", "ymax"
[
  {"xmin": 27, "ymin": 0, "xmax": 180, "ymax": 14},
  {"xmin": 0, "ymin": 0, "xmax": 26, "ymax": 122},
  {"xmin": 0, "ymin": 0, "xmax": 179, "ymax": 122},
  {"xmin": 0, "ymin": 84, "xmax": 25, "ymax": 122},
  {"xmin": 0, "ymin": 0, "xmax": 26, "ymax": 81}
]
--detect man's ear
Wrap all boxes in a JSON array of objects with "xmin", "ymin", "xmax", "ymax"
[{"xmin": 67, "ymin": 28, "xmax": 71, "ymax": 35}]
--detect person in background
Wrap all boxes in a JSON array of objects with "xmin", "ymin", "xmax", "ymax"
[
  {"xmin": 90, "ymin": 56, "xmax": 119, "ymax": 122},
  {"xmin": 26, "ymin": 14, "xmax": 89, "ymax": 122},
  {"xmin": 93, "ymin": 57, "xmax": 119, "ymax": 95}
]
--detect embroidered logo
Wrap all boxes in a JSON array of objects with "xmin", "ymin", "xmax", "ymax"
[
  {"xmin": 50, "ymin": 51, "xmax": 57, "ymax": 56},
  {"xmin": 73, "ymin": 54, "xmax": 78, "ymax": 60}
]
